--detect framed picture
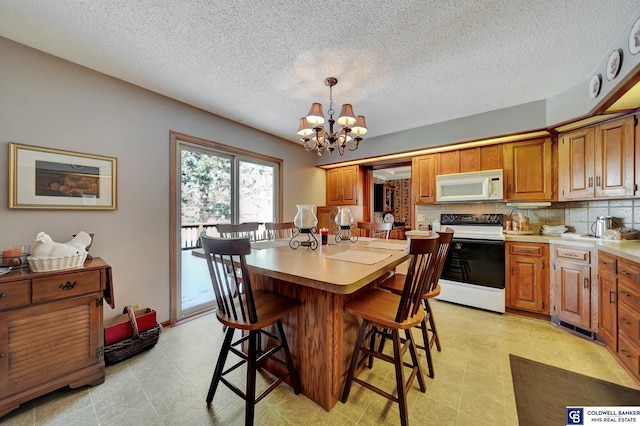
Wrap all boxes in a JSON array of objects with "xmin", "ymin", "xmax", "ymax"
[
  {"xmin": 629, "ymin": 17, "xmax": 640, "ymax": 55},
  {"xmin": 8, "ymin": 142, "xmax": 117, "ymax": 210}
]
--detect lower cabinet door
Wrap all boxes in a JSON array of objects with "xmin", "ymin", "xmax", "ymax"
[
  {"xmin": 0, "ymin": 294, "xmax": 101, "ymax": 399},
  {"xmin": 554, "ymin": 260, "xmax": 591, "ymax": 329}
]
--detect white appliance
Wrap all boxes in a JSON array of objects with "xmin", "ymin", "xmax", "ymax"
[
  {"xmin": 435, "ymin": 169, "xmax": 503, "ymax": 203},
  {"xmin": 437, "ymin": 213, "xmax": 506, "ymax": 313}
]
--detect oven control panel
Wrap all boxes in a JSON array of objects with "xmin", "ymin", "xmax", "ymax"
[{"xmin": 440, "ymin": 213, "xmax": 503, "ymax": 226}]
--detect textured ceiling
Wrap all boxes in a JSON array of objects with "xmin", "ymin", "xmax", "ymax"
[{"xmin": 1, "ymin": 1, "xmax": 640, "ymax": 144}]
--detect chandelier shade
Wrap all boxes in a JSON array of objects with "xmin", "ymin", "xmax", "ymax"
[{"xmin": 298, "ymin": 77, "xmax": 367, "ymax": 156}]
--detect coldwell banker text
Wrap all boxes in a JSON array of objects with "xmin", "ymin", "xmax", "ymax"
[{"xmin": 567, "ymin": 407, "xmax": 640, "ymax": 425}]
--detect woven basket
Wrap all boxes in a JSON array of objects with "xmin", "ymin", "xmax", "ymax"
[{"xmin": 104, "ymin": 305, "xmax": 161, "ymax": 365}]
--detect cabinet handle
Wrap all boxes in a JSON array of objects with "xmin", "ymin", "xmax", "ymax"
[
  {"xmin": 596, "ymin": 176, "xmax": 601, "ymax": 187},
  {"xmin": 620, "ymin": 290, "xmax": 630, "ymax": 297},
  {"xmin": 588, "ymin": 177, "xmax": 593, "ymax": 188},
  {"xmin": 584, "ymin": 277, "xmax": 588, "ymax": 289},
  {"xmin": 620, "ymin": 349, "xmax": 632, "ymax": 358},
  {"xmin": 59, "ymin": 281, "xmax": 77, "ymax": 290},
  {"xmin": 620, "ymin": 317, "xmax": 631, "ymax": 325},
  {"xmin": 0, "ymin": 293, "xmax": 4, "ymax": 299},
  {"xmin": 0, "ymin": 353, "xmax": 4, "ymax": 358},
  {"xmin": 620, "ymin": 270, "xmax": 630, "ymax": 276},
  {"xmin": 599, "ymin": 260, "xmax": 608, "ymax": 265},
  {"xmin": 609, "ymin": 291, "xmax": 615, "ymax": 304}
]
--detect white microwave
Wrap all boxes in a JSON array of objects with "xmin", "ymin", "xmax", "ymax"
[{"xmin": 436, "ymin": 169, "xmax": 503, "ymax": 203}]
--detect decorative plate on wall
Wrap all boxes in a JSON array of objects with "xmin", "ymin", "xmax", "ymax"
[
  {"xmin": 589, "ymin": 74, "xmax": 601, "ymax": 99},
  {"xmin": 629, "ymin": 17, "xmax": 640, "ymax": 55},
  {"xmin": 606, "ymin": 49, "xmax": 622, "ymax": 80},
  {"xmin": 383, "ymin": 212, "xmax": 394, "ymax": 223}
]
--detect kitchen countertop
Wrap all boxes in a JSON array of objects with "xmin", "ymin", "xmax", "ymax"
[{"xmin": 505, "ymin": 233, "xmax": 640, "ymax": 263}]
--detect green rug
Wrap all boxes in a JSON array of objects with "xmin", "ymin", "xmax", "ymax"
[{"xmin": 509, "ymin": 354, "xmax": 640, "ymax": 426}]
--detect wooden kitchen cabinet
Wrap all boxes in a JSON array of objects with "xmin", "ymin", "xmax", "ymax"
[
  {"xmin": 412, "ymin": 154, "xmax": 436, "ymax": 204},
  {"xmin": 616, "ymin": 256, "xmax": 640, "ymax": 381},
  {"xmin": 503, "ymin": 137, "xmax": 554, "ymax": 201},
  {"xmin": 558, "ymin": 116, "xmax": 635, "ymax": 200},
  {"xmin": 0, "ymin": 259, "xmax": 112, "ymax": 418},
  {"xmin": 598, "ymin": 251, "xmax": 618, "ymax": 350},
  {"xmin": 506, "ymin": 242, "xmax": 549, "ymax": 315},
  {"xmin": 326, "ymin": 165, "xmax": 364, "ymax": 206},
  {"xmin": 437, "ymin": 145, "xmax": 503, "ymax": 175},
  {"xmin": 551, "ymin": 245, "xmax": 595, "ymax": 331}
]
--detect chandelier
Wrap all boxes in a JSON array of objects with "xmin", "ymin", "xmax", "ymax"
[{"xmin": 297, "ymin": 77, "xmax": 367, "ymax": 156}]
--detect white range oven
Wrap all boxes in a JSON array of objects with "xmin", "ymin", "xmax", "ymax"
[{"xmin": 436, "ymin": 213, "xmax": 505, "ymax": 313}]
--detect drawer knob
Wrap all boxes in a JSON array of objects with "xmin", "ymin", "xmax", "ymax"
[
  {"xmin": 59, "ymin": 281, "xmax": 77, "ymax": 290},
  {"xmin": 620, "ymin": 270, "xmax": 630, "ymax": 276},
  {"xmin": 0, "ymin": 353, "xmax": 4, "ymax": 358},
  {"xmin": 0, "ymin": 293, "xmax": 5, "ymax": 299}
]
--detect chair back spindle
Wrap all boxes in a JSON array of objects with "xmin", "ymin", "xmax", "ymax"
[
  {"xmin": 216, "ymin": 223, "xmax": 259, "ymax": 241},
  {"xmin": 265, "ymin": 222, "xmax": 295, "ymax": 240},
  {"xmin": 201, "ymin": 235, "xmax": 257, "ymax": 324},
  {"xmin": 395, "ymin": 236, "xmax": 440, "ymax": 323}
]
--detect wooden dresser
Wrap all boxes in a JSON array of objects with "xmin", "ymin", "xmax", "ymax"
[{"xmin": 0, "ymin": 258, "xmax": 112, "ymax": 418}]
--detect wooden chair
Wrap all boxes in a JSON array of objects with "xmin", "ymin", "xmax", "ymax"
[
  {"xmin": 357, "ymin": 221, "xmax": 392, "ymax": 239},
  {"xmin": 217, "ymin": 223, "xmax": 259, "ymax": 241},
  {"xmin": 340, "ymin": 236, "xmax": 440, "ymax": 426},
  {"xmin": 200, "ymin": 235, "xmax": 301, "ymax": 425},
  {"xmin": 265, "ymin": 222, "xmax": 295, "ymax": 240},
  {"xmin": 379, "ymin": 228, "xmax": 454, "ymax": 378}
]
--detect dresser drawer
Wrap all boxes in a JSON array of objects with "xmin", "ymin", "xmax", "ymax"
[
  {"xmin": 619, "ymin": 280, "xmax": 640, "ymax": 312},
  {"xmin": 597, "ymin": 252, "xmax": 617, "ymax": 275},
  {"xmin": 509, "ymin": 242, "xmax": 544, "ymax": 256},
  {"xmin": 0, "ymin": 280, "xmax": 31, "ymax": 311},
  {"xmin": 619, "ymin": 301, "xmax": 640, "ymax": 343},
  {"xmin": 32, "ymin": 270, "xmax": 101, "ymax": 303},
  {"xmin": 618, "ymin": 258, "xmax": 640, "ymax": 287},
  {"xmin": 554, "ymin": 246, "xmax": 590, "ymax": 263},
  {"xmin": 618, "ymin": 332, "xmax": 640, "ymax": 378}
]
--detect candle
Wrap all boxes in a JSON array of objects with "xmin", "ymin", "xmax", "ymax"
[{"xmin": 2, "ymin": 248, "xmax": 21, "ymax": 258}]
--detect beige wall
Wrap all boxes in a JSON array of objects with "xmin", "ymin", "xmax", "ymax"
[{"xmin": 0, "ymin": 37, "xmax": 325, "ymax": 321}]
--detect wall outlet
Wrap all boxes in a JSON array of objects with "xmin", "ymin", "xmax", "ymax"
[
  {"xmin": 417, "ymin": 214, "xmax": 426, "ymax": 221},
  {"xmin": 130, "ymin": 303, "xmax": 141, "ymax": 311}
]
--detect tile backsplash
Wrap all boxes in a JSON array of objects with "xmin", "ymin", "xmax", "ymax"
[{"xmin": 415, "ymin": 199, "xmax": 640, "ymax": 235}]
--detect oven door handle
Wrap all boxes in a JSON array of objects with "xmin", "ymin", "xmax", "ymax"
[{"xmin": 452, "ymin": 238, "xmax": 505, "ymax": 246}]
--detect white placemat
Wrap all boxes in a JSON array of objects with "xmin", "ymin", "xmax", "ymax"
[
  {"xmin": 325, "ymin": 250, "xmax": 391, "ymax": 265},
  {"xmin": 366, "ymin": 241, "xmax": 407, "ymax": 251},
  {"xmin": 251, "ymin": 240, "xmax": 290, "ymax": 250}
]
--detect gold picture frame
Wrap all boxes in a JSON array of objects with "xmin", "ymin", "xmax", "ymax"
[{"xmin": 8, "ymin": 142, "xmax": 117, "ymax": 210}]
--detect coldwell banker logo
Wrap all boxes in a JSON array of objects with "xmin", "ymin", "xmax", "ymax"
[{"xmin": 567, "ymin": 407, "xmax": 584, "ymax": 425}]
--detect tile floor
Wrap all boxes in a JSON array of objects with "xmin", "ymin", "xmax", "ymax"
[{"xmin": 2, "ymin": 301, "xmax": 639, "ymax": 426}]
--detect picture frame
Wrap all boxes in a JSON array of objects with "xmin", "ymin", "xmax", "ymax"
[
  {"xmin": 8, "ymin": 142, "xmax": 117, "ymax": 210},
  {"xmin": 629, "ymin": 16, "xmax": 640, "ymax": 55}
]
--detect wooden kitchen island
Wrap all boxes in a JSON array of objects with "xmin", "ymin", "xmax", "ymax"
[{"xmin": 235, "ymin": 239, "xmax": 409, "ymax": 411}]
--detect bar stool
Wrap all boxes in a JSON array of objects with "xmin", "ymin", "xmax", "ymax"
[
  {"xmin": 357, "ymin": 221, "xmax": 393, "ymax": 239},
  {"xmin": 379, "ymin": 229, "xmax": 454, "ymax": 378},
  {"xmin": 341, "ymin": 236, "xmax": 440, "ymax": 426},
  {"xmin": 200, "ymin": 235, "xmax": 301, "ymax": 425}
]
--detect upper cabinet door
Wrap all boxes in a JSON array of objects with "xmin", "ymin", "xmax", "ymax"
[
  {"xmin": 594, "ymin": 116, "xmax": 635, "ymax": 198},
  {"xmin": 437, "ymin": 150, "xmax": 460, "ymax": 175},
  {"xmin": 558, "ymin": 116, "xmax": 635, "ymax": 201},
  {"xmin": 412, "ymin": 154, "xmax": 436, "ymax": 204},
  {"xmin": 503, "ymin": 137, "xmax": 553, "ymax": 201},
  {"xmin": 559, "ymin": 127, "xmax": 595, "ymax": 200},
  {"xmin": 326, "ymin": 165, "xmax": 362, "ymax": 206}
]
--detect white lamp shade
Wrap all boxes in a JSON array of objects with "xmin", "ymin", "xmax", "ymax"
[
  {"xmin": 337, "ymin": 104, "xmax": 356, "ymax": 126},
  {"xmin": 306, "ymin": 103, "xmax": 325, "ymax": 127},
  {"xmin": 297, "ymin": 117, "xmax": 314, "ymax": 137},
  {"xmin": 351, "ymin": 115, "xmax": 368, "ymax": 136}
]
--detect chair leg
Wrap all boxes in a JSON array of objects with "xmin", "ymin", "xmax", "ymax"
[
  {"xmin": 275, "ymin": 320, "xmax": 301, "ymax": 394},
  {"xmin": 419, "ymin": 317, "xmax": 435, "ymax": 379},
  {"xmin": 207, "ymin": 326, "xmax": 235, "ymax": 404},
  {"xmin": 406, "ymin": 328, "xmax": 426, "ymax": 392},
  {"xmin": 424, "ymin": 299, "xmax": 441, "ymax": 351},
  {"xmin": 391, "ymin": 330, "xmax": 409, "ymax": 426},
  {"xmin": 245, "ymin": 330, "xmax": 257, "ymax": 426},
  {"xmin": 341, "ymin": 320, "xmax": 369, "ymax": 403}
]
